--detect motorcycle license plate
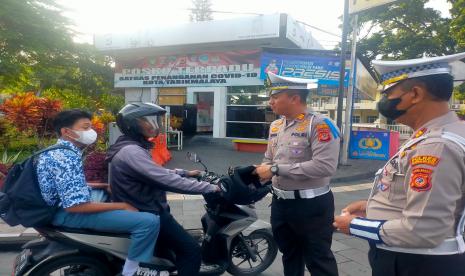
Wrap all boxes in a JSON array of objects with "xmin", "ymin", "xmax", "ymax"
[{"xmin": 13, "ymin": 249, "xmax": 31, "ymax": 276}]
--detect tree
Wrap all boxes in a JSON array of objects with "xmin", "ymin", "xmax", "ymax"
[
  {"xmin": 450, "ymin": 0, "xmax": 465, "ymax": 51},
  {"xmin": 189, "ymin": 0, "xmax": 213, "ymax": 22},
  {"xmin": 447, "ymin": 0, "xmax": 465, "ymax": 99},
  {"xmin": 0, "ymin": 0, "xmax": 113, "ymax": 95},
  {"xmin": 348, "ymin": 0, "xmax": 465, "ymax": 111},
  {"xmin": 42, "ymin": 88, "xmax": 124, "ymax": 115},
  {"xmin": 355, "ymin": 0, "xmax": 456, "ymax": 62}
]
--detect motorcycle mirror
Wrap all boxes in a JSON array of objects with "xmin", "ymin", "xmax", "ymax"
[
  {"xmin": 187, "ymin": 152, "xmax": 208, "ymax": 172},
  {"xmin": 228, "ymin": 166, "xmax": 234, "ymax": 176},
  {"xmin": 187, "ymin": 152, "xmax": 200, "ymax": 163}
]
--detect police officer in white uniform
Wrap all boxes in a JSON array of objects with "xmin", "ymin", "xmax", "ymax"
[
  {"xmin": 256, "ymin": 73, "xmax": 340, "ymax": 276},
  {"xmin": 334, "ymin": 52, "xmax": 465, "ymax": 276}
]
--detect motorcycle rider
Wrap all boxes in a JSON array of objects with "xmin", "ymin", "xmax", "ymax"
[{"xmin": 106, "ymin": 102, "xmax": 221, "ymax": 276}]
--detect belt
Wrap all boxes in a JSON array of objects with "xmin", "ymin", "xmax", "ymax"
[
  {"xmin": 272, "ymin": 186, "xmax": 330, "ymax": 200},
  {"xmin": 376, "ymin": 236, "xmax": 465, "ymax": 255}
]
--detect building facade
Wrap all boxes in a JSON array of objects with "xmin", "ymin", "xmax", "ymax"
[{"xmin": 96, "ymin": 13, "xmax": 380, "ymax": 140}]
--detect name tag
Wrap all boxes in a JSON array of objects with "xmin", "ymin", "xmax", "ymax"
[{"xmin": 291, "ymin": 132, "xmax": 307, "ymax": 137}]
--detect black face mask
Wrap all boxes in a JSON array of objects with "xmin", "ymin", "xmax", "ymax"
[{"xmin": 377, "ymin": 93, "xmax": 410, "ymax": 120}]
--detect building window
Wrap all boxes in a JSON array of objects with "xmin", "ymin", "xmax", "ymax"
[
  {"xmin": 226, "ymin": 86, "xmax": 278, "ymax": 139},
  {"xmin": 367, "ymin": 116, "xmax": 378, "ymax": 123},
  {"xmin": 158, "ymin": 88, "xmax": 186, "ymax": 105},
  {"xmin": 352, "ymin": 115, "xmax": 361, "ymax": 123}
]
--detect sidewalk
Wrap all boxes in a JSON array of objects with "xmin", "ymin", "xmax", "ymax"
[{"xmin": 167, "ymin": 135, "xmax": 385, "ymax": 185}]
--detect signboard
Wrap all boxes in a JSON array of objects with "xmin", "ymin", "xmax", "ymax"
[
  {"xmin": 349, "ymin": 0, "xmax": 399, "ymax": 14},
  {"xmin": 349, "ymin": 130, "xmax": 391, "ymax": 160},
  {"xmin": 355, "ymin": 59, "xmax": 378, "ymax": 100},
  {"xmin": 115, "ymin": 50, "xmax": 262, "ymax": 88},
  {"xmin": 260, "ymin": 52, "xmax": 350, "ymax": 86},
  {"xmin": 317, "ymin": 84, "xmax": 348, "ymax": 97},
  {"xmin": 285, "ymin": 16, "xmax": 322, "ymax": 50}
]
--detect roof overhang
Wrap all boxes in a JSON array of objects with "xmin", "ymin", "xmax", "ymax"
[{"xmin": 94, "ymin": 13, "xmax": 323, "ymax": 59}]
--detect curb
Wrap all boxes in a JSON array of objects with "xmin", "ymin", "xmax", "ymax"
[
  {"xmin": 330, "ymin": 171, "xmax": 377, "ymax": 184},
  {"xmin": 0, "ymin": 229, "xmax": 38, "ymax": 247}
]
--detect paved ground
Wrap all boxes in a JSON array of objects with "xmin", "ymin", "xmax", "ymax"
[
  {"xmin": 170, "ymin": 185, "xmax": 373, "ymax": 276},
  {"xmin": 0, "ymin": 135, "xmax": 382, "ymax": 275},
  {"xmin": 166, "ymin": 135, "xmax": 384, "ymax": 184}
]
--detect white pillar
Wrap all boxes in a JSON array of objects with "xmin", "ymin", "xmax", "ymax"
[{"xmin": 214, "ymin": 87, "xmax": 227, "ymax": 138}]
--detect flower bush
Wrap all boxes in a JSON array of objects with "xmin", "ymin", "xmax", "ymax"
[
  {"xmin": 0, "ymin": 92, "xmax": 122, "ymax": 186},
  {"xmin": 0, "ymin": 92, "xmax": 62, "ymax": 138},
  {"xmin": 83, "ymin": 151, "xmax": 108, "ymax": 183}
]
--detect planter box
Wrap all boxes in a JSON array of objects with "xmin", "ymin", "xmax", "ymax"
[{"xmin": 232, "ymin": 139, "xmax": 268, "ymax": 153}]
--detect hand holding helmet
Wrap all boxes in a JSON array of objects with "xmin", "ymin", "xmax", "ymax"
[{"xmin": 218, "ymin": 166, "xmax": 272, "ymax": 205}]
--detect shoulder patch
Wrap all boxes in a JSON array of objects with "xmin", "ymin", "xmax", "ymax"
[
  {"xmin": 317, "ymin": 124, "xmax": 331, "ymax": 142},
  {"xmin": 410, "ymin": 156, "xmax": 440, "ymax": 167},
  {"xmin": 323, "ymin": 118, "xmax": 340, "ymax": 139},
  {"xmin": 316, "ymin": 123, "xmax": 329, "ymax": 129},
  {"xmin": 409, "ymin": 168, "xmax": 433, "ymax": 192}
]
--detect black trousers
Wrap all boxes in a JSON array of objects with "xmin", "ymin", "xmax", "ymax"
[
  {"xmin": 154, "ymin": 211, "xmax": 202, "ymax": 276},
  {"xmin": 369, "ymin": 244, "xmax": 465, "ymax": 276},
  {"xmin": 271, "ymin": 191, "xmax": 338, "ymax": 276}
]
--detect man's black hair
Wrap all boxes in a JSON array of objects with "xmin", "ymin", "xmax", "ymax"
[
  {"xmin": 53, "ymin": 109, "xmax": 93, "ymax": 136},
  {"xmin": 401, "ymin": 74, "xmax": 454, "ymax": 101}
]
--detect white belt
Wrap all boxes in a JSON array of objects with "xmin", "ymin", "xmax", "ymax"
[
  {"xmin": 376, "ymin": 236, "xmax": 465, "ymax": 255},
  {"xmin": 272, "ymin": 186, "xmax": 330, "ymax": 200}
]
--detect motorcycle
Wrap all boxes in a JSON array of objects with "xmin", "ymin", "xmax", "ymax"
[{"xmin": 11, "ymin": 153, "xmax": 278, "ymax": 276}]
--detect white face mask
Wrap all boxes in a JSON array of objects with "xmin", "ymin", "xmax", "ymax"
[{"xmin": 71, "ymin": 129, "xmax": 98, "ymax": 145}]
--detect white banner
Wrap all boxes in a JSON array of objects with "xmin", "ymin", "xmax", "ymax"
[
  {"xmin": 349, "ymin": 0, "xmax": 399, "ymax": 14},
  {"xmin": 114, "ymin": 69, "xmax": 262, "ymax": 88},
  {"xmin": 114, "ymin": 50, "xmax": 263, "ymax": 88}
]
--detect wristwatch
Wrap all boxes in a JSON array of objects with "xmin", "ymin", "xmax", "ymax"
[{"xmin": 270, "ymin": 164, "xmax": 279, "ymax": 176}]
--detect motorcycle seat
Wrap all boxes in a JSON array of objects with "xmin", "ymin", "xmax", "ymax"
[{"xmin": 39, "ymin": 226, "xmax": 131, "ymax": 238}]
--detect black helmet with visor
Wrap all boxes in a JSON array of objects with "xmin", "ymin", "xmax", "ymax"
[{"xmin": 116, "ymin": 102, "xmax": 166, "ymax": 148}]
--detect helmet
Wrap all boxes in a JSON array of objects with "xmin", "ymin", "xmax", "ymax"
[
  {"xmin": 218, "ymin": 166, "xmax": 271, "ymax": 205},
  {"xmin": 116, "ymin": 102, "xmax": 166, "ymax": 140}
]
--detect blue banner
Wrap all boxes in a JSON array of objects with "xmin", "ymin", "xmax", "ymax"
[
  {"xmin": 260, "ymin": 52, "xmax": 350, "ymax": 86},
  {"xmin": 349, "ymin": 131, "xmax": 390, "ymax": 160}
]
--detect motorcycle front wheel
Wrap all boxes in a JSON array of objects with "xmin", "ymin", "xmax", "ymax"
[
  {"xmin": 227, "ymin": 229, "xmax": 278, "ymax": 276},
  {"xmin": 29, "ymin": 255, "xmax": 112, "ymax": 276}
]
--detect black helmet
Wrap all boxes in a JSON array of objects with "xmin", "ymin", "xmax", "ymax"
[
  {"xmin": 116, "ymin": 103, "xmax": 166, "ymax": 146},
  {"xmin": 218, "ymin": 166, "xmax": 271, "ymax": 205}
]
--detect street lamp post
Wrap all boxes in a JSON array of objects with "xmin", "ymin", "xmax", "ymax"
[{"xmin": 336, "ymin": 0, "xmax": 350, "ymax": 163}]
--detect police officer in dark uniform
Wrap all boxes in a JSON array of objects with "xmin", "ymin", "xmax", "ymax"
[{"xmin": 256, "ymin": 72, "xmax": 340, "ymax": 276}]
